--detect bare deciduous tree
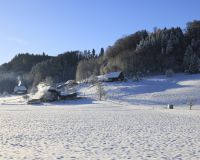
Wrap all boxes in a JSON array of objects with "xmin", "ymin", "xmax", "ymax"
[
  {"xmin": 96, "ymin": 82, "xmax": 105, "ymax": 101},
  {"xmin": 187, "ymin": 98, "xmax": 196, "ymax": 110}
]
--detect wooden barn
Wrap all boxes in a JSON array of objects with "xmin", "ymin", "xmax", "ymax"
[
  {"xmin": 97, "ymin": 71, "xmax": 124, "ymax": 82},
  {"xmin": 106, "ymin": 71, "xmax": 124, "ymax": 82}
]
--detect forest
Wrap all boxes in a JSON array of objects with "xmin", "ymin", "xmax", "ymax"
[
  {"xmin": 0, "ymin": 20, "xmax": 200, "ymax": 93},
  {"xmin": 76, "ymin": 20, "xmax": 200, "ymax": 81}
]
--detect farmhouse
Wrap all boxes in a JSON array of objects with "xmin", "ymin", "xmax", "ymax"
[
  {"xmin": 56, "ymin": 80, "xmax": 77, "ymax": 96},
  {"xmin": 28, "ymin": 81, "xmax": 78, "ymax": 104},
  {"xmin": 97, "ymin": 71, "xmax": 124, "ymax": 82},
  {"xmin": 14, "ymin": 85, "xmax": 27, "ymax": 95}
]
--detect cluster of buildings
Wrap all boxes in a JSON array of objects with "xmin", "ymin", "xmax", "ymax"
[{"xmin": 14, "ymin": 71, "xmax": 124, "ymax": 102}]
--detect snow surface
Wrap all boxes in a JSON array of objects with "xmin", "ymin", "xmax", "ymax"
[
  {"xmin": 1, "ymin": 73, "xmax": 200, "ymax": 106},
  {"xmin": 79, "ymin": 73, "xmax": 200, "ymax": 107},
  {"xmin": 0, "ymin": 104, "xmax": 200, "ymax": 159},
  {"xmin": 0, "ymin": 73, "xmax": 200, "ymax": 159}
]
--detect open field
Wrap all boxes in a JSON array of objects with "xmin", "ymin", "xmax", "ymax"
[{"xmin": 0, "ymin": 104, "xmax": 200, "ymax": 160}]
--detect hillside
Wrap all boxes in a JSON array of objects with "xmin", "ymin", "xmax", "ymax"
[
  {"xmin": 0, "ymin": 53, "xmax": 51, "ymax": 74},
  {"xmin": 30, "ymin": 51, "xmax": 86, "ymax": 85},
  {"xmin": 1, "ymin": 73, "xmax": 200, "ymax": 108},
  {"xmin": 76, "ymin": 20, "xmax": 200, "ymax": 81},
  {"xmin": 0, "ymin": 53, "xmax": 52, "ymax": 93},
  {"xmin": 0, "ymin": 51, "xmax": 88, "ymax": 93},
  {"xmin": 78, "ymin": 73, "xmax": 200, "ymax": 107}
]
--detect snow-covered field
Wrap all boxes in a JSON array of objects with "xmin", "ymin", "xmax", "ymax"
[
  {"xmin": 0, "ymin": 73, "xmax": 200, "ymax": 159},
  {"xmin": 0, "ymin": 104, "xmax": 200, "ymax": 160}
]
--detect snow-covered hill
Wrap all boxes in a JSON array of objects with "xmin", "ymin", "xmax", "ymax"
[
  {"xmin": 78, "ymin": 73, "xmax": 200, "ymax": 107},
  {"xmin": 1, "ymin": 73, "xmax": 200, "ymax": 108}
]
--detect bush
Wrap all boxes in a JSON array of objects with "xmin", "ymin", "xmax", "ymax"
[
  {"xmin": 2, "ymin": 91, "xmax": 9, "ymax": 97},
  {"xmin": 132, "ymin": 72, "xmax": 142, "ymax": 82},
  {"xmin": 165, "ymin": 69, "xmax": 174, "ymax": 77},
  {"xmin": 88, "ymin": 75, "xmax": 98, "ymax": 84},
  {"xmin": 42, "ymin": 91, "xmax": 58, "ymax": 102},
  {"xmin": 23, "ymin": 95, "xmax": 30, "ymax": 100}
]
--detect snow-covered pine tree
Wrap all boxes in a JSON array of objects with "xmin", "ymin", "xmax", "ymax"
[
  {"xmin": 184, "ymin": 45, "xmax": 193, "ymax": 68},
  {"xmin": 189, "ymin": 53, "xmax": 200, "ymax": 73},
  {"xmin": 183, "ymin": 45, "xmax": 200, "ymax": 73}
]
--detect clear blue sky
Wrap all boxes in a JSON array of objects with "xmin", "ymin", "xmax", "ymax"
[{"xmin": 0, "ymin": 0, "xmax": 200, "ymax": 64}]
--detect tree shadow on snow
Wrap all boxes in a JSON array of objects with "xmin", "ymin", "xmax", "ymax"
[
  {"xmin": 50, "ymin": 97, "xmax": 97, "ymax": 106},
  {"xmin": 106, "ymin": 76, "xmax": 192, "ymax": 96}
]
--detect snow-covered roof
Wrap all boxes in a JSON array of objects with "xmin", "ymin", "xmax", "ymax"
[
  {"xmin": 106, "ymin": 71, "xmax": 122, "ymax": 79},
  {"xmin": 31, "ymin": 82, "xmax": 51, "ymax": 99},
  {"xmin": 97, "ymin": 75, "xmax": 105, "ymax": 80},
  {"xmin": 97, "ymin": 71, "xmax": 123, "ymax": 81},
  {"xmin": 14, "ymin": 86, "xmax": 27, "ymax": 92},
  {"xmin": 57, "ymin": 80, "xmax": 76, "ymax": 89}
]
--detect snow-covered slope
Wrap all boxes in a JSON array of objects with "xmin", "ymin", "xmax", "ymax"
[
  {"xmin": 78, "ymin": 73, "xmax": 200, "ymax": 107},
  {"xmin": 1, "ymin": 73, "xmax": 200, "ymax": 107}
]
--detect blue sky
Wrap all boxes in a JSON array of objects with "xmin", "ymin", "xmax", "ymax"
[{"xmin": 0, "ymin": 0, "xmax": 200, "ymax": 64}]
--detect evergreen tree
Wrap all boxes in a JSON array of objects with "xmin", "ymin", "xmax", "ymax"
[
  {"xmin": 92, "ymin": 49, "xmax": 95, "ymax": 57},
  {"xmin": 186, "ymin": 20, "xmax": 200, "ymax": 42},
  {"xmin": 184, "ymin": 45, "xmax": 200, "ymax": 73},
  {"xmin": 100, "ymin": 48, "xmax": 104, "ymax": 56},
  {"xmin": 189, "ymin": 53, "xmax": 200, "ymax": 73}
]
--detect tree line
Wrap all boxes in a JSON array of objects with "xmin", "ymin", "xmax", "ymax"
[
  {"xmin": 0, "ymin": 50, "xmax": 103, "ymax": 93},
  {"xmin": 76, "ymin": 20, "xmax": 200, "ymax": 81}
]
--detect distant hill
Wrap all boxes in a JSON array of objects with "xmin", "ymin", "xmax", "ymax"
[
  {"xmin": 0, "ymin": 51, "xmax": 91, "ymax": 93},
  {"xmin": 30, "ymin": 51, "xmax": 86, "ymax": 85},
  {"xmin": 0, "ymin": 53, "xmax": 52, "ymax": 93},
  {"xmin": 0, "ymin": 53, "xmax": 52, "ymax": 74},
  {"xmin": 76, "ymin": 20, "xmax": 200, "ymax": 81}
]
